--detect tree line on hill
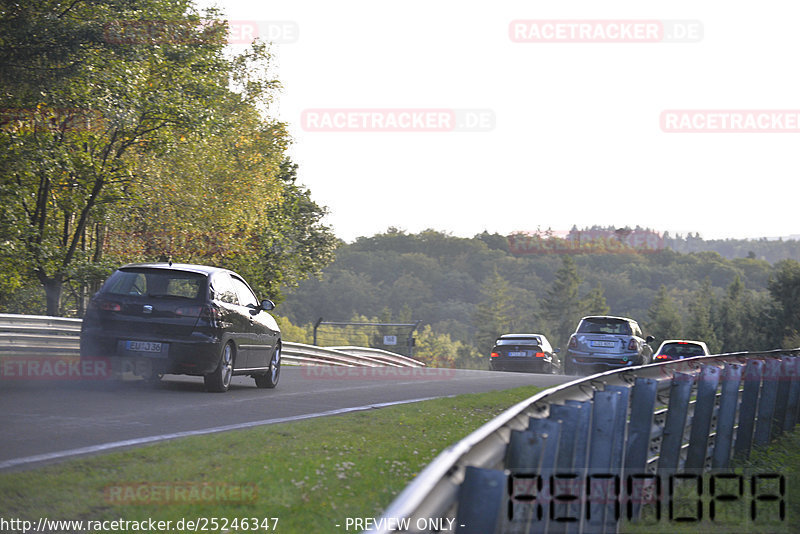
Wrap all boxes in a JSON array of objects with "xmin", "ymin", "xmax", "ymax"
[{"xmin": 277, "ymin": 229, "xmax": 800, "ymax": 368}]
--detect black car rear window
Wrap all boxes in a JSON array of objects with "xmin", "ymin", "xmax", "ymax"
[
  {"xmin": 577, "ymin": 318, "xmax": 632, "ymax": 335},
  {"xmin": 661, "ymin": 343, "xmax": 706, "ymax": 357},
  {"xmin": 103, "ymin": 269, "xmax": 207, "ymax": 300}
]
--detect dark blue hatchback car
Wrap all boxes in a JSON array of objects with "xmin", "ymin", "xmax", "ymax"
[{"xmin": 80, "ymin": 263, "xmax": 281, "ymax": 392}]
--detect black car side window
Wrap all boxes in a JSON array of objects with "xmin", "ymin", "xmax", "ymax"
[
  {"xmin": 231, "ymin": 277, "xmax": 259, "ymax": 308},
  {"xmin": 211, "ymin": 273, "xmax": 238, "ymax": 305}
]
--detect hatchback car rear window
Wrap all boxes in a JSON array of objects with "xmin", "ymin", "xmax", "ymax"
[
  {"xmin": 103, "ymin": 269, "xmax": 206, "ymax": 300},
  {"xmin": 577, "ymin": 318, "xmax": 632, "ymax": 335},
  {"xmin": 662, "ymin": 343, "xmax": 706, "ymax": 357}
]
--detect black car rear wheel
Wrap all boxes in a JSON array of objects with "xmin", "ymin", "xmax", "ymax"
[
  {"xmin": 254, "ymin": 344, "xmax": 280, "ymax": 389},
  {"xmin": 205, "ymin": 342, "xmax": 234, "ymax": 392}
]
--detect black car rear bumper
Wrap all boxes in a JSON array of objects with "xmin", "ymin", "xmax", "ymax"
[
  {"xmin": 80, "ymin": 328, "xmax": 222, "ymax": 376},
  {"xmin": 490, "ymin": 357, "xmax": 555, "ymax": 373}
]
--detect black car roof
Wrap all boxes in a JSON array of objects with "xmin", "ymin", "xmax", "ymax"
[{"xmin": 118, "ymin": 263, "xmax": 232, "ymax": 276}]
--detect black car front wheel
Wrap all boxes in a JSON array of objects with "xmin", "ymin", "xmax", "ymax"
[
  {"xmin": 254, "ymin": 344, "xmax": 281, "ymax": 389},
  {"xmin": 205, "ymin": 342, "xmax": 234, "ymax": 392}
]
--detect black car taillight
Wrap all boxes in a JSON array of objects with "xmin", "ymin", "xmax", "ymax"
[
  {"xmin": 199, "ymin": 304, "xmax": 222, "ymax": 327},
  {"xmin": 88, "ymin": 299, "xmax": 121, "ymax": 312},
  {"xmin": 175, "ymin": 305, "xmax": 203, "ymax": 317}
]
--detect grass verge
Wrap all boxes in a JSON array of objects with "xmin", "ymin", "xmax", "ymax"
[{"xmin": 0, "ymin": 385, "xmax": 545, "ymax": 533}]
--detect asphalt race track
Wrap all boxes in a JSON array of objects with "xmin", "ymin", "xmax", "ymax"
[{"xmin": 0, "ymin": 367, "xmax": 574, "ymax": 471}]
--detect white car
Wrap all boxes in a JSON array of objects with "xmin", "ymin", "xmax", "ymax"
[{"xmin": 653, "ymin": 340, "xmax": 710, "ymax": 361}]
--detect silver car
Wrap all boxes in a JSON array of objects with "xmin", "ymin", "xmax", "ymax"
[{"xmin": 564, "ymin": 316, "xmax": 654, "ymax": 375}]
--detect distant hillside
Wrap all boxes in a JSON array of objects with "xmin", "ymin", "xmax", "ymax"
[{"xmin": 279, "ymin": 229, "xmax": 800, "ymax": 363}]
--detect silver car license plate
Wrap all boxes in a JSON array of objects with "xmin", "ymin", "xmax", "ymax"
[{"xmin": 126, "ymin": 341, "xmax": 162, "ymax": 353}]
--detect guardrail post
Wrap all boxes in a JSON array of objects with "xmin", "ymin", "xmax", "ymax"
[
  {"xmin": 604, "ymin": 385, "xmax": 630, "ymax": 473},
  {"xmin": 454, "ymin": 466, "xmax": 506, "ymax": 534},
  {"xmin": 754, "ymin": 358, "xmax": 781, "ymax": 446},
  {"xmin": 312, "ymin": 317, "xmax": 323, "ymax": 346},
  {"xmin": 564, "ymin": 400, "xmax": 592, "ymax": 534},
  {"xmin": 623, "ymin": 377, "xmax": 657, "ymax": 523},
  {"xmin": 624, "ymin": 378, "xmax": 658, "ymax": 475},
  {"xmin": 734, "ymin": 359, "xmax": 764, "ymax": 460},
  {"xmin": 566, "ymin": 400, "xmax": 592, "ymax": 470},
  {"xmin": 711, "ymin": 363, "xmax": 743, "ymax": 470},
  {"xmin": 657, "ymin": 372, "xmax": 694, "ymax": 473},
  {"xmin": 547, "ymin": 404, "xmax": 583, "ymax": 534},
  {"xmin": 783, "ymin": 357, "xmax": 800, "ymax": 431},
  {"xmin": 771, "ymin": 357, "xmax": 793, "ymax": 440},
  {"xmin": 504, "ymin": 418, "xmax": 560, "ymax": 532},
  {"xmin": 685, "ymin": 365, "xmax": 721, "ymax": 471},
  {"xmin": 587, "ymin": 389, "xmax": 624, "ymax": 533},
  {"xmin": 532, "ymin": 418, "xmax": 561, "ymax": 532}
]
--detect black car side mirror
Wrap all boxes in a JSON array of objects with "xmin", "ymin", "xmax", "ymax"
[
  {"xmin": 645, "ymin": 335, "xmax": 655, "ymax": 343},
  {"xmin": 260, "ymin": 299, "xmax": 276, "ymax": 311}
]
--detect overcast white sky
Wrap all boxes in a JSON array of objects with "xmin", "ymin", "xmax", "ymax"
[{"xmin": 199, "ymin": 0, "xmax": 798, "ymax": 243}]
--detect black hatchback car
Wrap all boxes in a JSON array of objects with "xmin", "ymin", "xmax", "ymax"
[{"xmin": 80, "ymin": 263, "xmax": 281, "ymax": 392}]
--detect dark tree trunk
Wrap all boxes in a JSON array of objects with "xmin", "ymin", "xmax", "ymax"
[{"xmin": 43, "ymin": 277, "xmax": 63, "ymax": 316}]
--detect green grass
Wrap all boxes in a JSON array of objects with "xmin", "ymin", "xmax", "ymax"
[{"xmin": 0, "ymin": 385, "xmax": 545, "ymax": 533}]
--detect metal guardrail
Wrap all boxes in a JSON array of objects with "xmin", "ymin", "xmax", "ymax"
[
  {"xmin": 0, "ymin": 314, "xmax": 425, "ymax": 368},
  {"xmin": 369, "ymin": 349, "xmax": 800, "ymax": 533},
  {"xmin": 328, "ymin": 346, "xmax": 427, "ymax": 368}
]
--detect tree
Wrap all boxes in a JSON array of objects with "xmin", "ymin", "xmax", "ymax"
[
  {"xmin": 583, "ymin": 283, "xmax": 610, "ymax": 316},
  {"xmin": 647, "ymin": 285, "xmax": 683, "ymax": 347},
  {"xmin": 717, "ymin": 276, "xmax": 751, "ymax": 352},
  {"xmin": 0, "ymin": 1, "xmax": 237, "ymax": 314},
  {"xmin": 251, "ymin": 159, "xmax": 337, "ymax": 300},
  {"xmin": 416, "ymin": 325, "xmax": 458, "ymax": 368},
  {"xmin": 767, "ymin": 260, "xmax": 800, "ymax": 347},
  {"xmin": 685, "ymin": 279, "xmax": 720, "ymax": 353},
  {"xmin": 543, "ymin": 256, "xmax": 583, "ymax": 346},
  {"xmin": 0, "ymin": 2, "xmax": 333, "ymax": 314},
  {"xmin": 472, "ymin": 269, "xmax": 514, "ymax": 355}
]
